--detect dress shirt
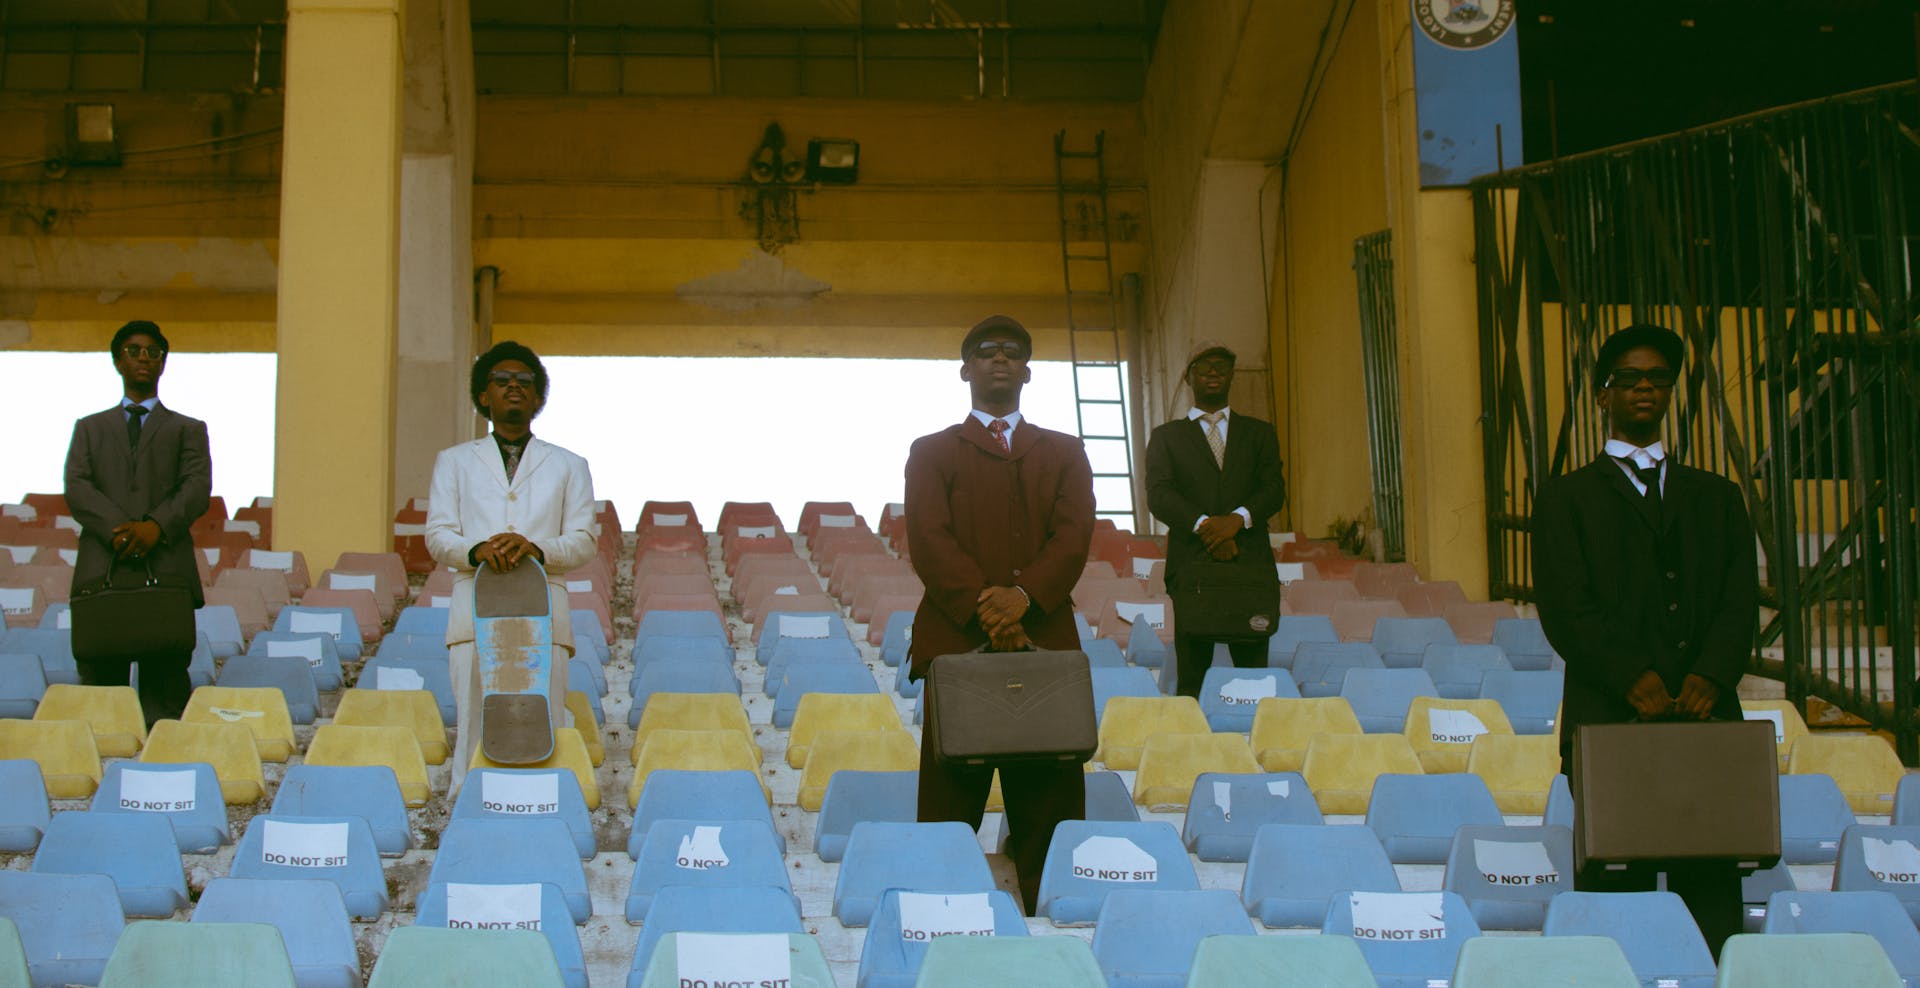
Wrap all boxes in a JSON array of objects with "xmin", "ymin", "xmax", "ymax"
[
  {"xmin": 969, "ymin": 408, "xmax": 1024, "ymax": 445},
  {"xmin": 1187, "ymin": 406, "xmax": 1253, "ymax": 531},
  {"xmin": 1604, "ymin": 438, "xmax": 1667, "ymax": 496}
]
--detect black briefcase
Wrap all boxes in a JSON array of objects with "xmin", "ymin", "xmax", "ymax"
[
  {"xmin": 925, "ymin": 647, "xmax": 1097, "ymax": 767},
  {"xmin": 70, "ymin": 562, "xmax": 196, "ymax": 665},
  {"xmin": 1170, "ymin": 558, "xmax": 1280, "ymax": 642}
]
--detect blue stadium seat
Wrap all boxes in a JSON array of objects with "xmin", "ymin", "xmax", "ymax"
[
  {"xmin": 762, "ymin": 635, "xmax": 861, "ymax": 691},
  {"xmin": 856, "ymin": 888, "xmax": 1028, "ymax": 988},
  {"xmin": 424, "ymin": 817, "xmax": 590, "ymax": 924},
  {"xmin": 1371, "ymin": 617, "xmax": 1457, "ymax": 668},
  {"xmin": 187, "ymin": 635, "xmax": 216, "ymax": 688},
  {"xmin": 1199, "ymin": 668, "xmax": 1300, "ymax": 732},
  {"xmin": 1744, "ymin": 860, "xmax": 1797, "ymax": 932},
  {"xmin": 985, "ymin": 771, "xmax": 1141, "ymax": 855},
  {"xmin": 246, "ymin": 632, "xmax": 344, "ymax": 692},
  {"xmin": 1082, "ymin": 638, "xmax": 1126, "ymax": 668},
  {"xmin": 569, "ymin": 610, "xmax": 610, "ymax": 665},
  {"xmin": 635, "ymin": 610, "xmax": 727, "ymax": 651},
  {"xmin": 757, "ymin": 611, "xmax": 852, "ymax": 662},
  {"xmin": 457, "ymin": 768, "xmax": 597, "ymax": 860},
  {"xmin": 627, "ymin": 886, "xmax": 804, "ymax": 988},
  {"xmin": 1181, "ymin": 771, "xmax": 1322, "ymax": 862},
  {"xmin": 625, "ymin": 819, "xmax": 795, "ymax": 922},
  {"xmin": 271, "ymin": 606, "xmax": 363, "ymax": 661},
  {"xmin": 215, "ymin": 654, "xmax": 321, "ymax": 724},
  {"xmin": 1443, "ymin": 823, "xmax": 1574, "ymax": 930},
  {"xmin": 1268, "ymin": 614, "xmax": 1340, "ymax": 668},
  {"xmin": 1479, "ymin": 669, "xmax": 1563, "ymax": 735},
  {"xmin": 1340, "ymin": 668, "xmax": 1440, "ymax": 733},
  {"xmin": 195, "ymin": 606, "xmax": 245, "ymax": 660},
  {"xmin": 193, "ymin": 877, "xmax": 359, "ymax": 988},
  {"xmin": 1242, "ymin": 823, "xmax": 1399, "ymax": 928},
  {"xmin": 816, "ymin": 770, "xmax": 917, "ymax": 863},
  {"xmin": 631, "ymin": 635, "xmax": 734, "ymax": 682},
  {"xmin": 1544, "ymin": 774, "xmax": 1573, "ymax": 828},
  {"xmin": 1896, "ymin": 775, "xmax": 1920, "ymax": 827},
  {"xmin": 1420, "ymin": 644, "xmax": 1512, "ymax": 699},
  {"xmin": 1035, "ymin": 820, "xmax": 1200, "ymax": 927},
  {"xmin": 417, "ymin": 881, "xmax": 586, "ymax": 988},
  {"xmin": 1779, "ymin": 774, "xmax": 1855, "ymax": 864},
  {"xmin": 31, "ymin": 811, "xmax": 186, "ymax": 918},
  {"xmin": 1836, "ymin": 824, "xmax": 1920, "ymax": 926},
  {"xmin": 359, "ymin": 656, "xmax": 456, "ymax": 726},
  {"xmin": 1092, "ymin": 667, "xmax": 1162, "ymax": 723},
  {"xmin": 1366, "ymin": 772, "xmax": 1504, "ymax": 864},
  {"xmin": 626, "ymin": 660, "xmax": 740, "ymax": 729},
  {"xmin": 91, "ymin": 761, "xmax": 229, "ymax": 853},
  {"xmin": 879, "ymin": 610, "xmax": 912, "ymax": 668},
  {"xmin": 1543, "ymin": 891, "xmax": 1715, "ymax": 988},
  {"xmin": 1762, "ymin": 890, "xmax": 1920, "ymax": 985},
  {"xmin": 0, "ymin": 870, "xmax": 124, "ymax": 988},
  {"xmin": 0, "ymin": 629, "xmax": 76, "ymax": 686},
  {"xmin": 1322, "ymin": 889, "xmax": 1481, "ymax": 988},
  {"xmin": 631, "ymin": 769, "xmax": 779, "ymax": 858},
  {"xmin": 0, "ymin": 654, "xmax": 46, "ymax": 718},
  {"xmin": 231, "ymin": 815, "xmax": 390, "ymax": 919},
  {"xmin": 272, "ymin": 764, "xmax": 412, "ymax": 857},
  {"xmin": 1292, "ymin": 642, "xmax": 1384, "ymax": 698},
  {"xmin": 834, "ymin": 821, "xmax": 997, "ymax": 927},
  {"xmin": 1091, "ymin": 889, "xmax": 1254, "ymax": 988},
  {"xmin": 1076, "ymin": 612, "xmax": 1096, "ymax": 643},
  {"xmin": 567, "ymin": 655, "xmax": 605, "ymax": 698},
  {"xmin": 1126, "ymin": 621, "xmax": 1169, "ymax": 668},
  {"xmin": 372, "ymin": 633, "xmax": 449, "ymax": 663},
  {"xmin": 771, "ymin": 663, "xmax": 878, "ymax": 729},
  {"xmin": 1491, "ymin": 618, "xmax": 1557, "ymax": 670},
  {"xmin": 0, "ymin": 760, "xmax": 48, "ymax": 852},
  {"xmin": 35, "ymin": 604, "xmax": 67, "ymax": 630},
  {"xmin": 893, "ymin": 663, "xmax": 923, "ymax": 699},
  {"xmin": 391, "ymin": 606, "xmax": 449, "ymax": 639}
]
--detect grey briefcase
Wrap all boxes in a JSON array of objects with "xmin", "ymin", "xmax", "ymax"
[{"xmin": 925, "ymin": 647, "xmax": 1097, "ymax": 767}]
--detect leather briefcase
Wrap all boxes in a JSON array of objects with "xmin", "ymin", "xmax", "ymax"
[
  {"xmin": 1170, "ymin": 558, "xmax": 1280, "ymax": 642},
  {"xmin": 70, "ymin": 562, "xmax": 196, "ymax": 665},
  {"xmin": 925, "ymin": 647, "xmax": 1097, "ymax": 767}
]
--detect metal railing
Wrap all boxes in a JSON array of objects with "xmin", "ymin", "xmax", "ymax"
[{"xmin": 1352, "ymin": 228, "xmax": 1405, "ymax": 561}]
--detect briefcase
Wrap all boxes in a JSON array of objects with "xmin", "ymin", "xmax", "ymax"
[
  {"xmin": 1572, "ymin": 720, "xmax": 1781, "ymax": 884},
  {"xmin": 1170, "ymin": 558, "xmax": 1280, "ymax": 642},
  {"xmin": 925, "ymin": 647, "xmax": 1097, "ymax": 767},
  {"xmin": 70, "ymin": 562, "xmax": 196, "ymax": 665}
]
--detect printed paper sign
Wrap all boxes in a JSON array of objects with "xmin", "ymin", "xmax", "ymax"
[
  {"xmin": 898, "ymin": 892, "xmax": 995, "ymax": 941},
  {"xmin": 261, "ymin": 819, "xmax": 350, "ymax": 869},
  {"xmin": 1131, "ymin": 557, "xmax": 1158, "ymax": 579},
  {"xmin": 1349, "ymin": 891, "xmax": 1448, "ymax": 942},
  {"xmin": 330, "ymin": 573, "xmax": 378, "ymax": 592},
  {"xmin": 0, "ymin": 546, "xmax": 31, "ymax": 563},
  {"xmin": 1428, "ymin": 708, "xmax": 1490, "ymax": 745},
  {"xmin": 119, "ymin": 767, "xmax": 197, "ymax": 812},
  {"xmin": 57, "ymin": 548, "xmax": 77, "ymax": 566},
  {"xmin": 208, "ymin": 706, "xmax": 264, "ymax": 724},
  {"xmin": 778, "ymin": 616, "xmax": 831, "ymax": 640},
  {"xmin": 376, "ymin": 666, "xmax": 426, "ymax": 691},
  {"xmin": 445, "ymin": 883, "xmax": 542, "ymax": 932},
  {"xmin": 0, "ymin": 505, "xmax": 31, "ymax": 520},
  {"xmin": 201, "ymin": 547, "xmax": 221, "ymax": 565},
  {"xmin": 1218, "ymin": 676, "xmax": 1279, "ymax": 706},
  {"xmin": 1267, "ymin": 779, "xmax": 1292, "ymax": 798},
  {"xmin": 565, "ymin": 580, "xmax": 594, "ymax": 594},
  {"xmin": 481, "ymin": 772, "xmax": 559, "ymax": 815},
  {"xmin": 227, "ymin": 520, "xmax": 261, "ymax": 538},
  {"xmin": 651, "ymin": 513, "xmax": 688, "ymax": 527},
  {"xmin": 250, "ymin": 549, "xmax": 293, "ymax": 571},
  {"xmin": 1474, "ymin": 839, "xmax": 1558, "ymax": 887},
  {"xmin": 675, "ymin": 933, "xmax": 791, "ymax": 988},
  {"xmin": 1742, "ymin": 709, "xmax": 1785, "ymax": 744},
  {"xmin": 1211, "ymin": 781, "xmax": 1233, "ymax": 822},
  {"xmin": 0, "ymin": 588, "xmax": 32, "ymax": 615},
  {"xmin": 53, "ymin": 516, "xmax": 81, "ymax": 532},
  {"xmin": 738, "ymin": 526, "xmax": 777, "ymax": 540},
  {"xmin": 55, "ymin": 609, "xmax": 70, "ymax": 629},
  {"xmin": 1861, "ymin": 837, "xmax": 1920, "ymax": 884},
  {"xmin": 1275, "ymin": 563, "xmax": 1306, "ymax": 582},
  {"xmin": 1113, "ymin": 602, "xmax": 1166, "ymax": 630},
  {"xmin": 675, "ymin": 825, "xmax": 732, "ymax": 870},
  {"xmin": 266, "ymin": 636, "xmax": 325, "ymax": 669},
  {"xmin": 819, "ymin": 514, "xmax": 857, "ymax": 528},
  {"xmin": 773, "ymin": 586, "xmax": 800, "ymax": 596},
  {"xmin": 429, "ymin": 596, "xmax": 451, "ymax": 608},
  {"xmin": 1070, "ymin": 835, "xmax": 1158, "ymax": 883},
  {"xmin": 290, "ymin": 611, "xmax": 344, "ymax": 637},
  {"xmin": 393, "ymin": 523, "xmax": 425, "ymax": 537}
]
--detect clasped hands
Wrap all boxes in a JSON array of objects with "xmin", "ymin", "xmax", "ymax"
[
  {"xmin": 111, "ymin": 519, "xmax": 162, "ymax": 561},
  {"xmin": 1628, "ymin": 669, "xmax": 1720, "ymax": 721},
  {"xmin": 473, "ymin": 532, "xmax": 544, "ymax": 573},
  {"xmin": 1197, "ymin": 513, "xmax": 1243, "ymax": 561},
  {"xmin": 977, "ymin": 585, "xmax": 1032, "ymax": 651}
]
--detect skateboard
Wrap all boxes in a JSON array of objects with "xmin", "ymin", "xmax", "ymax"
[{"xmin": 474, "ymin": 557, "xmax": 554, "ymax": 764}]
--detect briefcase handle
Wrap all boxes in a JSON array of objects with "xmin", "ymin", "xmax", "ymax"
[{"xmin": 88, "ymin": 560, "xmax": 162, "ymax": 594}]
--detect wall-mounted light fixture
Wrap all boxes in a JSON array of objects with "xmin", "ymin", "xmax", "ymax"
[
  {"xmin": 66, "ymin": 104, "xmax": 121, "ymax": 166},
  {"xmin": 805, "ymin": 138, "xmax": 860, "ymax": 184}
]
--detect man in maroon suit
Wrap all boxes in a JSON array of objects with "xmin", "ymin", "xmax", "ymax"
[{"xmin": 906, "ymin": 314, "xmax": 1096, "ymax": 914}]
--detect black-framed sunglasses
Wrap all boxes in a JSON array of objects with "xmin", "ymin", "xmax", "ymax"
[
  {"xmin": 119, "ymin": 344, "xmax": 167, "ymax": 360},
  {"xmin": 1189, "ymin": 357, "xmax": 1234, "ymax": 375},
  {"xmin": 1606, "ymin": 368, "xmax": 1677, "ymax": 390},
  {"xmin": 489, "ymin": 370, "xmax": 537, "ymax": 388},
  {"xmin": 971, "ymin": 340, "xmax": 1029, "ymax": 361}
]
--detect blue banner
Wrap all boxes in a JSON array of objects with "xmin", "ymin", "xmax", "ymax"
[{"xmin": 1410, "ymin": 0, "xmax": 1524, "ymax": 186}]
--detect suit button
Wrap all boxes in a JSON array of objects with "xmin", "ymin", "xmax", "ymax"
[
  {"xmin": 1677, "ymin": 640, "xmax": 1688, "ymax": 650},
  {"xmin": 508, "ymin": 493, "xmax": 518, "ymax": 502},
  {"xmin": 1668, "ymin": 603, "xmax": 1679, "ymax": 612},
  {"xmin": 1011, "ymin": 569, "xmax": 1022, "ymax": 578},
  {"xmin": 1666, "ymin": 571, "xmax": 1677, "ymax": 580},
  {"xmin": 507, "ymin": 525, "xmax": 515, "ymax": 533}
]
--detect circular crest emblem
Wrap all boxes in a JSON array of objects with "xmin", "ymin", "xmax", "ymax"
[
  {"xmin": 1413, "ymin": 0, "xmax": 1516, "ymax": 50},
  {"xmin": 1249, "ymin": 615, "xmax": 1272, "ymax": 632}
]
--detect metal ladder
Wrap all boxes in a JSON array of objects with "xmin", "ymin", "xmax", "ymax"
[{"xmin": 1053, "ymin": 130, "xmax": 1136, "ymax": 529}]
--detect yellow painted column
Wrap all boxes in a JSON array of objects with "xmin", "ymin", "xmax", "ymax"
[{"xmin": 272, "ymin": 0, "xmax": 404, "ymax": 566}]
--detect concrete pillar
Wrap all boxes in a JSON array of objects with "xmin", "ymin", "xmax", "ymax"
[{"xmin": 273, "ymin": 0, "xmax": 404, "ymax": 565}]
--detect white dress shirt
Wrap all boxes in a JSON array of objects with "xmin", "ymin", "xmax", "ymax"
[
  {"xmin": 970, "ymin": 408, "xmax": 1024, "ymax": 445},
  {"xmin": 1604, "ymin": 438, "xmax": 1666, "ymax": 496},
  {"xmin": 1188, "ymin": 406, "xmax": 1253, "ymax": 531}
]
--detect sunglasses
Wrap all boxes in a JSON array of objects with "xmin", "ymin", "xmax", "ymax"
[
  {"xmin": 1605, "ymin": 368, "xmax": 1677, "ymax": 390},
  {"xmin": 971, "ymin": 340, "xmax": 1029, "ymax": 361},
  {"xmin": 489, "ymin": 370, "xmax": 537, "ymax": 388},
  {"xmin": 119, "ymin": 344, "xmax": 166, "ymax": 360},
  {"xmin": 1189, "ymin": 358, "xmax": 1234, "ymax": 375}
]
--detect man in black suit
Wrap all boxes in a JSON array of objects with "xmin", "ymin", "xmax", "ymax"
[
  {"xmin": 1532, "ymin": 323, "xmax": 1757, "ymax": 956},
  {"xmin": 1145, "ymin": 340, "xmax": 1287, "ymax": 697},
  {"xmin": 64, "ymin": 321, "xmax": 212, "ymax": 724}
]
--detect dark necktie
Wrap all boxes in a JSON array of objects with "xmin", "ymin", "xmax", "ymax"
[
  {"xmin": 1636, "ymin": 462, "xmax": 1662, "ymax": 508},
  {"xmin": 989, "ymin": 418, "xmax": 1011, "ymax": 455},
  {"xmin": 125, "ymin": 404, "xmax": 148, "ymax": 449},
  {"xmin": 502, "ymin": 442, "xmax": 524, "ymax": 482}
]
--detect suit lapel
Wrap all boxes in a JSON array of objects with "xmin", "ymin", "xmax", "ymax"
[
  {"xmin": 1595, "ymin": 457, "xmax": 1661, "ymax": 531},
  {"xmin": 512, "ymin": 439, "xmax": 553, "ymax": 492},
  {"xmin": 958, "ymin": 416, "xmax": 1011, "ymax": 459},
  {"xmin": 1007, "ymin": 419, "xmax": 1041, "ymax": 461},
  {"xmin": 1219, "ymin": 414, "xmax": 1247, "ymax": 477},
  {"xmin": 474, "ymin": 437, "xmax": 511, "ymax": 493}
]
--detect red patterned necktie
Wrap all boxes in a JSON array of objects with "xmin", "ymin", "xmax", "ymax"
[{"xmin": 989, "ymin": 418, "xmax": 1011, "ymax": 455}]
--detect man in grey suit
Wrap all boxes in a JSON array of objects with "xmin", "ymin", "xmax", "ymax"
[{"xmin": 64, "ymin": 320, "xmax": 211, "ymax": 724}]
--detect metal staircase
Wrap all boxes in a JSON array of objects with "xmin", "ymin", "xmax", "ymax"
[{"xmin": 1053, "ymin": 130, "xmax": 1137, "ymax": 529}]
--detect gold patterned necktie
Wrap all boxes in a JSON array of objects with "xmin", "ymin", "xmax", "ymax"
[
  {"xmin": 1202, "ymin": 410, "xmax": 1226, "ymax": 469},
  {"xmin": 989, "ymin": 418, "xmax": 1011, "ymax": 455}
]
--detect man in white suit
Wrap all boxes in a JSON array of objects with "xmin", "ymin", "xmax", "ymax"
[{"xmin": 426, "ymin": 341, "xmax": 598, "ymax": 788}]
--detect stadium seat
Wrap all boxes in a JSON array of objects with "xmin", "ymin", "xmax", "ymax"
[
  {"xmin": 1467, "ymin": 733, "xmax": 1563, "ymax": 814},
  {"xmin": 770, "ymin": 661, "xmax": 878, "ymax": 729},
  {"xmin": 834, "ymin": 821, "xmax": 997, "ymax": 927},
  {"xmin": 246, "ymin": 632, "xmax": 345, "ymax": 693},
  {"xmin": 0, "ymin": 629, "xmax": 77, "ymax": 686},
  {"xmin": 1778, "ymin": 773, "xmax": 1855, "ymax": 864},
  {"xmin": 1478, "ymin": 669, "xmax": 1562, "ymax": 735},
  {"xmin": 634, "ymin": 609, "xmax": 727, "ymax": 650},
  {"xmin": 626, "ymin": 658, "xmax": 740, "ymax": 728},
  {"xmin": 195, "ymin": 605, "xmax": 245, "ymax": 659},
  {"xmin": 1743, "ymin": 699, "xmax": 1809, "ymax": 771},
  {"xmin": 1091, "ymin": 666, "xmax": 1161, "ymax": 724},
  {"xmin": 631, "ymin": 693, "xmax": 753, "ymax": 762},
  {"xmin": 91, "ymin": 761, "xmax": 229, "ymax": 852},
  {"xmin": 626, "ymin": 819, "xmax": 795, "ymax": 921},
  {"xmin": 1353, "ymin": 562, "xmax": 1420, "ymax": 600},
  {"xmin": 0, "ymin": 870, "xmax": 124, "ymax": 987},
  {"xmin": 1197, "ymin": 667, "xmax": 1299, "ymax": 732},
  {"xmin": 631, "ymin": 768, "xmax": 779, "ymax": 858},
  {"xmin": 454, "ymin": 767, "xmax": 597, "ymax": 859},
  {"xmin": 426, "ymin": 817, "xmax": 590, "ymax": 924},
  {"xmin": 366, "ymin": 926, "xmax": 565, "ymax": 987},
  {"xmin": 202, "ymin": 588, "xmax": 269, "ymax": 640},
  {"xmin": 1095, "ymin": 696, "xmax": 1210, "ymax": 770},
  {"xmin": 1790, "ymin": 734, "xmax": 1904, "ymax": 815},
  {"xmin": 1490, "ymin": 617, "xmax": 1557, "ymax": 669},
  {"xmin": 0, "ymin": 917, "xmax": 26, "ymax": 988},
  {"xmin": 1292, "ymin": 642, "xmax": 1385, "ymax": 698},
  {"xmin": 180, "ymin": 685, "xmax": 297, "ymax": 762},
  {"xmin": 304, "ymin": 724, "xmax": 430, "ymax": 806},
  {"xmin": 1089, "ymin": 889, "xmax": 1254, "ymax": 988},
  {"xmin": 32, "ymin": 811, "xmax": 186, "ymax": 918},
  {"xmin": 911, "ymin": 934, "xmax": 1105, "ymax": 988},
  {"xmin": 1897, "ymin": 774, "xmax": 1920, "ymax": 826},
  {"xmin": 1394, "ymin": 581, "xmax": 1468, "ymax": 618},
  {"xmin": 469, "ymin": 728, "xmax": 601, "ymax": 810},
  {"xmin": 796, "ymin": 729, "xmax": 917, "ymax": 812},
  {"xmin": 1329, "ymin": 601, "xmax": 1408, "ymax": 643},
  {"xmin": 1283, "ymin": 580, "xmax": 1360, "ymax": 615},
  {"xmin": 272, "ymin": 764, "xmax": 413, "ymax": 857},
  {"xmin": 1250, "ymin": 696, "xmax": 1362, "ymax": 772},
  {"xmin": 0, "ymin": 716, "xmax": 100, "ymax": 798},
  {"xmin": 630, "ymin": 634, "xmax": 734, "ymax": 682},
  {"xmin": 32, "ymin": 683, "xmax": 144, "ymax": 757},
  {"xmin": 879, "ymin": 610, "xmax": 912, "ymax": 668},
  {"xmin": 633, "ymin": 932, "xmax": 834, "ymax": 988},
  {"xmin": 1713, "ymin": 932, "xmax": 1903, "ymax": 988},
  {"xmin": 1544, "ymin": 773, "xmax": 1574, "ymax": 828},
  {"xmin": 332, "ymin": 689, "xmax": 448, "ymax": 764},
  {"xmin": 629, "ymin": 728, "xmax": 766, "ymax": 810},
  {"xmin": 856, "ymin": 888, "xmax": 1027, "ymax": 988},
  {"xmin": 892, "ymin": 660, "xmax": 924, "ymax": 699},
  {"xmin": 417, "ymin": 881, "xmax": 586, "ymax": 988},
  {"xmin": 0, "ymin": 760, "xmax": 48, "ymax": 852},
  {"xmin": 1366, "ymin": 773, "xmax": 1504, "ymax": 864},
  {"xmin": 1341, "ymin": 668, "xmax": 1440, "ymax": 734},
  {"xmin": 566, "ymin": 653, "xmax": 607, "ymax": 698},
  {"xmin": 1420, "ymin": 643, "xmax": 1511, "ymax": 698},
  {"xmin": 1267, "ymin": 614, "xmax": 1339, "ymax": 668},
  {"xmin": 1126, "ymin": 621, "xmax": 1171, "ymax": 668},
  {"xmin": 139, "ymin": 719, "xmax": 260, "ymax": 803},
  {"xmin": 812, "ymin": 770, "xmax": 917, "ymax": 863},
  {"xmin": 230, "ymin": 815, "xmax": 388, "ymax": 919},
  {"xmin": 1185, "ymin": 933, "xmax": 1377, "ymax": 987},
  {"xmin": 1181, "ymin": 771, "xmax": 1322, "ymax": 862},
  {"xmin": 271, "ymin": 606, "xmax": 362, "ymax": 661},
  {"xmin": 296, "ymin": 588, "xmax": 380, "ymax": 645},
  {"xmin": 192, "ymin": 877, "xmax": 358, "ymax": 988},
  {"xmin": 215, "ymin": 654, "xmax": 321, "ymax": 724},
  {"xmin": 0, "ymin": 652, "xmax": 46, "ymax": 717},
  {"xmin": 1322, "ymin": 890, "xmax": 1480, "ymax": 988},
  {"xmin": 1443, "ymin": 823, "xmax": 1574, "ymax": 930},
  {"xmin": 1301, "ymin": 734, "xmax": 1423, "ymax": 814},
  {"xmin": 1448, "ymin": 935, "xmax": 1639, "ymax": 988},
  {"xmin": 1035, "ymin": 820, "xmax": 1199, "ymax": 927},
  {"xmin": 1761, "ymin": 889, "xmax": 1920, "ymax": 984},
  {"xmin": 563, "ymin": 690, "xmax": 603, "ymax": 765},
  {"xmin": 1543, "ymin": 890, "xmax": 1715, "ymax": 988},
  {"xmin": 1836, "ymin": 824, "xmax": 1920, "ymax": 925},
  {"xmin": 391, "ymin": 605, "xmax": 450, "ymax": 638},
  {"xmin": 1403, "ymin": 696, "xmax": 1516, "ymax": 773},
  {"xmin": 627, "ymin": 887, "xmax": 805, "ymax": 988},
  {"xmin": 1132, "ymin": 732, "xmax": 1259, "ymax": 810},
  {"xmin": 788, "ymin": 693, "xmax": 903, "ymax": 768},
  {"xmin": 1371, "ymin": 617, "xmax": 1458, "ymax": 667},
  {"xmin": 97, "ymin": 919, "xmax": 298, "ymax": 988},
  {"xmin": 360, "ymin": 655, "xmax": 457, "ymax": 726}
]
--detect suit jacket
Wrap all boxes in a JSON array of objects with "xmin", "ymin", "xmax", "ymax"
[
  {"xmin": 425, "ymin": 435, "xmax": 598, "ymax": 654},
  {"xmin": 1531, "ymin": 456, "xmax": 1757, "ymax": 756},
  {"xmin": 63, "ymin": 402, "xmax": 212, "ymax": 607},
  {"xmin": 905, "ymin": 417, "xmax": 1095, "ymax": 678},
  {"xmin": 1144, "ymin": 411, "xmax": 1287, "ymax": 589}
]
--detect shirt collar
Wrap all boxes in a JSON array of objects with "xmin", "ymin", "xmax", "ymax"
[
  {"xmin": 970, "ymin": 409, "xmax": 1022, "ymax": 432},
  {"xmin": 121, "ymin": 397, "xmax": 159, "ymax": 413},
  {"xmin": 1187, "ymin": 406, "xmax": 1231, "ymax": 422},
  {"xmin": 1603, "ymin": 438, "xmax": 1665, "ymax": 470},
  {"xmin": 493, "ymin": 431, "xmax": 533, "ymax": 449}
]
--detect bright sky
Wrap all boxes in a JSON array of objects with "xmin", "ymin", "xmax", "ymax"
[{"xmin": 7, "ymin": 351, "xmax": 1130, "ymax": 529}]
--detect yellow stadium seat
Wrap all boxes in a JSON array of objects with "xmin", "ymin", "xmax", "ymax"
[
  {"xmin": 787, "ymin": 693, "xmax": 904, "ymax": 768},
  {"xmin": 796, "ymin": 729, "xmax": 917, "ymax": 812},
  {"xmin": 1133, "ymin": 732, "xmax": 1260, "ymax": 810},
  {"xmin": 472, "ymin": 728, "xmax": 600, "ymax": 810},
  {"xmin": 631, "ymin": 693, "xmax": 753, "ymax": 765},
  {"xmin": 181, "ymin": 686, "xmax": 298, "ymax": 762},
  {"xmin": 1742, "ymin": 699, "xmax": 1809, "ymax": 771},
  {"xmin": 1249, "ymin": 696, "xmax": 1363, "ymax": 772},
  {"xmin": 1301, "ymin": 733, "xmax": 1423, "ymax": 814},
  {"xmin": 1467, "ymin": 733, "xmax": 1562, "ymax": 814},
  {"xmin": 1095, "ymin": 696, "xmax": 1210, "ymax": 770},
  {"xmin": 305, "ymin": 725, "xmax": 431, "ymax": 807},
  {"xmin": 563, "ymin": 692, "xmax": 604, "ymax": 767},
  {"xmin": 1789, "ymin": 733, "xmax": 1906, "ymax": 815},
  {"xmin": 1403, "ymin": 696, "xmax": 1516, "ymax": 774},
  {"xmin": 0, "ymin": 718, "xmax": 101, "ymax": 798},
  {"xmin": 33, "ymin": 684, "xmax": 146, "ymax": 758},
  {"xmin": 141, "ymin": 719, "xmax": 262, "ymax": 804},
  {"xmin": 331, "ymin": 690, "xmax": 449, "ymax": 765},
  {"xmin": 629, "ymin": 727, "xmax": 765, "ymax": 810}
]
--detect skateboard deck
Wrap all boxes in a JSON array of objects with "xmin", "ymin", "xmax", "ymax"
[{"xmin": 474, "ymin": 557, "xmax": 554, "ymax": 764}]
